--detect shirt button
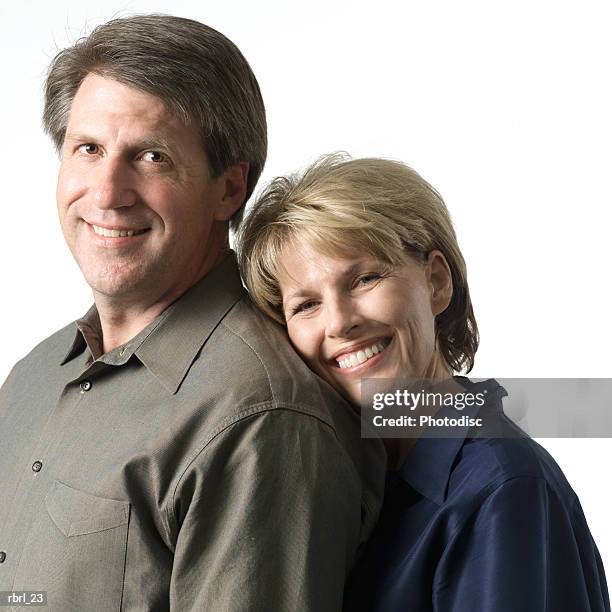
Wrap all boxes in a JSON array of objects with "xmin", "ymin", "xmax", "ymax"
[
  {"xmin": 32, "ymin": 461, "xmax": 43, "ymax": 473},
  {"xmin": 80, "ymin": 380, "xmax": 92, "ymax": 392},
  {"xmin": 0, "ymin": 552, "xmax": 6, "ymax": 563}
]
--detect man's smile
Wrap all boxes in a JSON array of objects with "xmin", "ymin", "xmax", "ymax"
[
  {"xmin": 84, "ymin": 221, "xmax": 152, "ymax": 248},
  {"xmin": 90, "ymin": 223, "xmax": 150, "ymax": 238}
]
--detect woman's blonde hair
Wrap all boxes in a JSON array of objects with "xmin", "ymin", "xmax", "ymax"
[{"xmin": 237, "ymin": 154, "xmax": 479, "ymax": 373}]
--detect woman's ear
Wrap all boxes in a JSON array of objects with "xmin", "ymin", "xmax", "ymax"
[
  {"xmin": 214, "ymin": 161, "xmax": 250, "ymax": 221},
  {"xmin": 425, "ymin": 250, "xmax": 453, "ymax": 316}
]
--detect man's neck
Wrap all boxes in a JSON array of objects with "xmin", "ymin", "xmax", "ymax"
[
  {"xmin": 93, "ymin": 249, "xmax": 230, "ymax": 355},
  {"xmin": 95, "ymin": 299, "xmax": 170, "ymax": 355}
]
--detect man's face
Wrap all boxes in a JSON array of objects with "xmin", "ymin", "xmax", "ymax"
[{"xmin": 57, "ymin": 73, "xmax": 232, "ymax": 304}]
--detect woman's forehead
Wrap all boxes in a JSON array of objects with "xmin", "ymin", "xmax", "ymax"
[
  {"xmin": 280, "ymin": 233, "xmax": 379, "ymax": 268},
  {"xmin": 276, "ymin": 245, "xmax": 384, "ymax": 297}
]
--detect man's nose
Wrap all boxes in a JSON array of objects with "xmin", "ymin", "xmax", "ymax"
[
  {"xmin": 324, "ymin": 296, "xmax": 361, "ymax": 338},
  {"xmin": 91, "ymin": 157, "xmax": 137, "ymax": 209}
]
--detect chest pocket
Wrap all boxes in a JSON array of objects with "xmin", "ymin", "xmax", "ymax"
[{"xmin": 13, "ymin": 480, "xmax": 130, "ymax": 612}]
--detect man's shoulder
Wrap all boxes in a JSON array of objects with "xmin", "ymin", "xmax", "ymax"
[
  {"xmin": 7, "ymin": 321, "xmax": 77, "ymax": 377},
  {"xmin": 213, "ymin": 296, "xmax": 342, "ymax": 417},
  {"xmin": 205, "ymin": 295, "xmax": 386, "ymax": 527},
  {"xmin": 220, "ymin": 295, "xmax": 302, "ymax": 366}
]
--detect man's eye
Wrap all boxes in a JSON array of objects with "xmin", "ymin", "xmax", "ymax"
[
  {"xmin": 141, "ymin": 151, "xmax": 167, "ymax": 163},
  {"xmin": 79, "ymin": 144, "xmax": 99, "ymax": 155}
]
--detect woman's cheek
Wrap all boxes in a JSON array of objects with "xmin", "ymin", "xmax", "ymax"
[{"xmin": 287, "ymin": 321, "xmax": 312, "ymax": 361}]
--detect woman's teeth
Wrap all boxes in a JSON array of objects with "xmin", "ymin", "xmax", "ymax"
[{"xmin": 337, "ymin": 340, "xmax": 390, "ymax": 369}]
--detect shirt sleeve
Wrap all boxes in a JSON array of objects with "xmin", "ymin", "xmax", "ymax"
[
  {"xmin": 435, "ymin": 476, "xmax": 611, "ymax": 612},
  {"xmin": 167, "ymin": 407, "xmax": 363, "ymax": 612}
]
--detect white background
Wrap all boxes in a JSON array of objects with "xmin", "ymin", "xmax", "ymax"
[{"xmin": 1, "ymin": 0, "xmax": 611, "ymax": 577}]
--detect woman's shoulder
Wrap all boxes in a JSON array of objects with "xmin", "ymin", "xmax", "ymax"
[
  {"xmin": 449, "ymin": 433, "xmax": 580, "ymax": 514},
  {"xmin": 430, "ymin": 377, "xmax": 579, "ymax": 514}
]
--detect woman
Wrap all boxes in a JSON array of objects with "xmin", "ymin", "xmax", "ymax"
[{"xmin": 237, "ymin": 154, "xmax": 609, "ymax": 611}]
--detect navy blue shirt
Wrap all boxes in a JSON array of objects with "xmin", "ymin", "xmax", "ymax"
[{"xmin": 345, "ymin": 378, "xmax": 610, "ymax": 611}]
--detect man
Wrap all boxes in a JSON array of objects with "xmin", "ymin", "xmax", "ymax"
[{"xmin": 0, "ymin": 15, "xmax": 385, "ymax": 611}]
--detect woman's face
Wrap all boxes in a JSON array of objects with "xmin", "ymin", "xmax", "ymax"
[{"xmin": 278, "ymin": 243, "xmax": 453, "ymax": 405}]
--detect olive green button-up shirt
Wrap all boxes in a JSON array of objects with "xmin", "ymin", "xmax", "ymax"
[{"xmin": 0, "ymin": 254, "xmax": 385, "ymax": 612}]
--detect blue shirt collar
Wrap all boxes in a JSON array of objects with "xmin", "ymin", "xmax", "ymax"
[{"xmin": 397, "ymin": 377, "xmax": 507, "ymax": 505}]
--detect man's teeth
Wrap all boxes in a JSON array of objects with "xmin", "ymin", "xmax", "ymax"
[
  {"xmin": 337, "ymin": 340, "xmax": 389, "ymax": 369},
  {"xmin": 92, "ymin": 224, "xmax": 147, "ymax": 238}
]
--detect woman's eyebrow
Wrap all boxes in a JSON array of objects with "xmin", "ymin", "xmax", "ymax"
[
  {"xmin": 282, "ymin": 261, "xmax": 371, "ymax": 302},
  {"xmin": 283, "ymin": 287, "xmax": 312, "ymax": 302},
  {"xmin": 281, "ymin": 274, "xmax": 325, "ymax": 302}
]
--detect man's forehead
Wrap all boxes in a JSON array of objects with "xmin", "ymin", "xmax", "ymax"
[
  {"xmin": 72, "ymin": 73, "xmax": 168, "ymax": 113},
  {"xmin": 65, "ymin": 73, "xmax": 193, "ymax": 147}
]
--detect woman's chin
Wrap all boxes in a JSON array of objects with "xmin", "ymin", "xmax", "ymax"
[
  {"xmin": 317, "ymin": 370, "xmax": 360, "ymax": 407},
  {"xmin": 328, "ymin": 366, "xmax": 400, "ymax": 408},
  {"xmin": 339, "ymin": 384, "xmax": 362, "ymax": 408}
]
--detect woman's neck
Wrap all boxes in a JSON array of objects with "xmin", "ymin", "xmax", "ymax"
[{"xmin": 383, "ymin": 375, "xmax": 464, "ymax": 471}]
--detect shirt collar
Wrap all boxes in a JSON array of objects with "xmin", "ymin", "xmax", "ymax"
[
  {"xmin": 397, "ymin": 377, "xmax": 507, "ymax": 505},
  {"xmin": 61, "ymin": 251, "xmax": 245, "ymax": 394},
  {"xmin": 61, "ymin": 305, "xmax": 100, "ymax": 365}
]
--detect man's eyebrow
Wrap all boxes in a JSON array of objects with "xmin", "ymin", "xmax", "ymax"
[
  {"xmin": 63, "ymin": 132, "xmax": 93, "ymax": 144},
  {"xmin": 136, "ymin": 136, "xmax": 176, "ymax": 152},
  {"xmin": 63, "ymin": 132, "xmax": 176, "ymax": 151}
]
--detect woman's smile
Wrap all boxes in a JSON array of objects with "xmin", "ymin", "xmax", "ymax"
[{"xmin": 334, "ymin": 337, "xmax": 392, "ymax": 370}]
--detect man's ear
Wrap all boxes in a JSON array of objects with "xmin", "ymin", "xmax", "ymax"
[
  {"xmin": 426, "ymin": 250, "xmax": 453, "ymax": 316},
  {"xmin": 214, "ymin": 162, "xmax": 250, "ymax": 221}
]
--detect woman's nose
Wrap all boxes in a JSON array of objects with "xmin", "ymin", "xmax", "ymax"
[{"xmin": 324, "ymin": 297, "xmax": 360, "ymax": 338}]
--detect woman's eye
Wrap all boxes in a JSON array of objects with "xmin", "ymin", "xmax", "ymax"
[
  {"xmin": 356, "ymin": 273, "xmax": 382, "ymax": 286},
  {"xmin": 141, "ymin": 150, "xmax": 166, "ymax": 163},
  {"xmin": 291, "ymin": 300, "xmax": 318, "ymax": 315},
  {"xmin": 79, "ymin": 143, "xmax": 99, "ymax": 155}
]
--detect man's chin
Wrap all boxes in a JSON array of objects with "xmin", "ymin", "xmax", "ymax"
[{"xmin": 83, "ymin": 271, "xmax": 148, "ymax": 300}]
